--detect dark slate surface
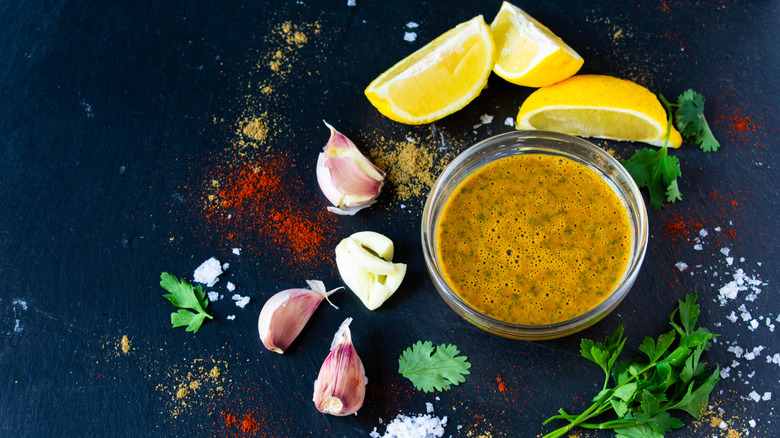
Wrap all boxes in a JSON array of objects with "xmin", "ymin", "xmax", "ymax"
[{"xmin": 1, "ymin": 1, "xmax": 778, "ymax": 436}]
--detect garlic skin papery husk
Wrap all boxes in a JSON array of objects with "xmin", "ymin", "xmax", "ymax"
[
  {"xmin": 313, "ymin": 317, "xmax": 367, "ymax": 416},
  {"xmin": 335, "ymin": 231, "xmax": 407, "ymax": 310},
  {"xmin": 316, "ymin": 121, "xmax": 386, "ymax": 216},
  {"xmin": 257, "ymin": 280, "xmax": 341, "ymax": 354}
]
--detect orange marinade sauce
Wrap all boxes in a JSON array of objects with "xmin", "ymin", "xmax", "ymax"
[{"xmin": 435, "ymin": 154, "xmax": 631, "ymax": 325}]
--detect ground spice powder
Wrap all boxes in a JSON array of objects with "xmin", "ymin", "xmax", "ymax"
[
  {"xmin": 198, "ymin": 154, "xmax": 339, "ymax": 277},
  {"xmin": 369, "ymin": 132, "xmax": 460, "ymax": 206}
]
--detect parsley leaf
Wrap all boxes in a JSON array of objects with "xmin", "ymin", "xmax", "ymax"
[
  {"xmin": 398, "ymin": 341, "xmax": 471, "ymax": 393},
  {"xmin": 542, "ymin": 293, "xmax": 720, "ymax": 438},
  {"xmin": 676, "ymin": 90, "xmax": 720, "ymax": 152},
  {"xmin": 622, "ymin": 90, "xmax": 719, "ymax": 209},
  {"xmin": 160, "ymin": 272, "xmax": 213, "ymax": 333},
  {"xmin": 622, "ymin": 146, "xmax": 681, "ymax": 210}
]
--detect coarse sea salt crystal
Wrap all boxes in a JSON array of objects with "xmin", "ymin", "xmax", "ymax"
[
  {"xmin": 232, "ymin": 248, "xmax": 241, "ymax": 255},
  {"xmin": 232, "ymin": 294, "xmax": 250, "ymax": 308},
  {"xmin": 227, "ymin": 281, "xmax": 236, "ymax": 292},
  {"xmin": 426, "ymin": 402, "xmax": 433, "ymax": 413},
  {"xmin": 373, "ymin": 413, "xmax": 448, "ymax": 438},
  {"xmin": 406, "ymin": 21, "xmax": 419, "ymax": 28},
  {"xmin": 728, "ymin": 345, "xmax": 744, "ymax": 358},
  {"xmin": 675, "ymin": 262, "xmax": 688, "ymax": 271},
  {"xmin": 720, "ymin": 247, "xmax": 731, "ymax": 256},
  {"xmin": 207, "ymin": 291, "xmax": 220, "ymax": 302},
  {"xmin": 694, "ymin": 243, "xmax": 703, "ymax": 250},
  {"xmin": 748, "ymin": 391, "xmax": 761, "ymax": 402},
  {"xmin": 227, "ymin": 315, "xmax": 236, "ymax": 320},
  {"xmin": 404, "ymin": 32, "xmax": 417, "ymax": 42},
  {"xmin": 194, "ymin": 257, "xmax": 223, "ymax": 287},
  {"xmin": 480, "ymin": 114, "xmax": 494, "ymax": 124},
  {"xmin": 699, "ymin": 228, "xmax": 709, "ymax": 237},
  {"xmin": 504, "ymin": 117, "xmax": 514, "ymax": 126}
]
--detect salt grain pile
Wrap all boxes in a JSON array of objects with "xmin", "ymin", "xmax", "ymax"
[
  {"xmin": 674, "ymin": 225, "xmax": 775, "ymax": 413},
  {"xmin": 369, "ymin": 413, "xmax": 448, "ymax": 438}
]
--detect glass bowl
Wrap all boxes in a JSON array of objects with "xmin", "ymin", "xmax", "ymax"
[{"xmin": 421, "ymin": 131, "xmax": 648, "ymax": 340}]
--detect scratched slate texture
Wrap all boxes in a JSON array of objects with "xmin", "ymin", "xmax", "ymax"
[{"xmin": 0, "ymin": 0, "xmax": 778, "ymax": 437}]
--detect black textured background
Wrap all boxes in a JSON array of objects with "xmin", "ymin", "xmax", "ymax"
[{"xmin": 1, "ymin": 1, "xmax": 778, "ymax": 436}]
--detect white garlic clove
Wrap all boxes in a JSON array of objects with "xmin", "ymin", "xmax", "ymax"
[
  {"xmin": 313, "ymin": 318, "xmax": 367, "ymax": 416},
  {"xmin": 335, "ymin": 232, "xmax": 407, "ymax": 310},
  {"xmin": 316, "ymin": 121, "xmax": 385, "ymax": 215},
  {"xmin": 257, "ymin": 280, "xmax": 340, "ymax": 354}
]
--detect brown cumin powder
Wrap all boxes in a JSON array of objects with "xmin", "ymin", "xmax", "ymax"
[
  {"xmin": 370, "ymin": 135, "xmax": 453, "ymax": 203},
  {"xmin": 120, "ymin": 335, "xmax": 131, "ymax": 354}
]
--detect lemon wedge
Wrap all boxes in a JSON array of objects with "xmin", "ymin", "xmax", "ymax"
[
  {"xmin": 516, "ymin": 74, "xmax": 682, "ymax": 147},
  {"xmin": 364, "ymin": 16, "xmax": 494, "ymax": 125},
  {"xmin": 490, "ymin": 2, "xmax": 583, "ymax": 87}
]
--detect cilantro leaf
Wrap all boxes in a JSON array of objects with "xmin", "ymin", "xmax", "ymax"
[
  {"xmin": 398, "ymin": 341, "xmax": 471, "ymax": 393},
  {"xmin": 676, "ymin": 90, "xmax": 720, "ymax": 152},
  {"xmin": 160, "ymin": 272, "xmax": 213, "ymax": 333}
]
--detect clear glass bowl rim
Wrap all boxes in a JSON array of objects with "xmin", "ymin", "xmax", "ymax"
[{"xmin": 421, "ymin": 130, "xmax": 649, "ymax": 340}]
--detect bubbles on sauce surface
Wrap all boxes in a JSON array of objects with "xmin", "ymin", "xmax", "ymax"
[{"xmin": 436, "ymin": 154, "xmax": 631, "ymax": 325}]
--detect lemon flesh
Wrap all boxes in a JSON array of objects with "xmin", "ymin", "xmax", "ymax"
[
  {"xmin": 516, "ymin": 74, "xmax": 682, "ymax": 147},
  {"xmin": 490, "ymin": 1, "xmax": 583, "ymax": 87},
  {"xmin": 365, "ymin": 16, "xmax": 494, "ymax": 125}
]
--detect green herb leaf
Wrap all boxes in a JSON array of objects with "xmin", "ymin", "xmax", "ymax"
[
  {"xmin": 670, "ymin": 367, "xmax": 720, "ymax": 419},
  {"xmin": 543, "ymin": 293, "xmax": 720, "ymax": 438},
  {"xmin": 674, "ymin": 293, "xmax": 700, "ymax": 335},
  {"xmin": 622, "ymin": 147, "xmax": 681, "ymax": 210},
  {"xmin": 398, "ymin": 341, "xmax": 471, "ymax": 393},
  {"xmin": 623, "ymin": 90, "xmax": 719, "ymax": 209},
  {"xmin": 160, "ymin": 272, "xmax": 213, "ymax": 333},
  {"xmin": 615, "ymin": 424, "xmax": 664, "ymax": 438},
  {"xmin": 581, "ymin": 325, "xmax": 625, "ymax": 378},
  {"xmin": 676, "ymin": 90, "xmax": 720, "ymax": 152},
  {"xmin": 639, "ymin": 330, "xmax": 676, "ymax": 363}
]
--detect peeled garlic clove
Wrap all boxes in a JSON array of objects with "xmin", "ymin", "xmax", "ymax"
[
  {"xmin": 313, "ymin": 318, "xmax": 367, "ymax": 416},
  {"xmin": 335, "ymin": 231, "xmax": 407, "ymax": 310},
  {"xmin": 316, "ymin": 121, "xmax": 385, "ymax": 216},
  {"xmin": 349, "ymin": 231, "xmax": 394, "ymax": 260},
  {"xmin": 258, "ymin": 280, "xmax": 341, "ymax": 354}
]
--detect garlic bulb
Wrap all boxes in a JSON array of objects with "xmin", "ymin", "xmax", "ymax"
[
  {"xmin": 257, "ymin": 280, "xmax": 341, "ymax": 354},
  {"xmin": 313, "ymin": 317, "xmax": 367, "ymax": 416},
  {"xmin": 335, "ymin": 231, "xmax": 407, "ymax": 310},
  {"xmin": 316, "ymin": 121, "xmax": 385, "ymax": 215}
]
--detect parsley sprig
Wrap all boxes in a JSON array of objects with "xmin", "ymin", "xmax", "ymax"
[
  {"xmin": 160, "ymin": 272, "xmax": 213, "ymax": 333},
  {"xmin": 543, "ymin": 293, "xmax": 720, "ymax": 438},
  {"xmin": 398, "ymin": 341, "xmax": 471, "ymax": 393},
  {"xmin": 673, "ymin": 90, "xmax": 720, "ymax": 152},
  {"xmin": 622, "ymin": 90, "xmax": 719, "ymax": 209}
]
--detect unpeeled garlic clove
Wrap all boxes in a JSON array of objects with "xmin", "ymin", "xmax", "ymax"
[
  {"xmin": 335, "ymin": 231, "xmax": 407, "ymax": 310},
  {"xmin": 257, "ymin": 280, "xmax": 341, "ymax": 354},
  {"xmin": 316, "ymin": 121, "xmax": 385, "ymax": 215},
  {"xmin": 313, "ymin": 317, "xmax": 367, "ymax": 416}
]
